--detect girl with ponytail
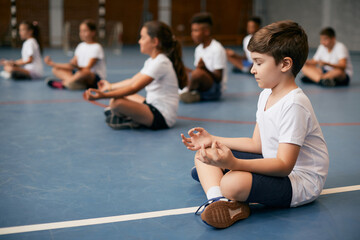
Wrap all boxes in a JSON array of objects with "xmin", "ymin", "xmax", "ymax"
[
  {"xmin": 0, "ymin": 21, "xmax": 44, "ymax": 79},
  {"xmin": 85, "ymin": 20, "xmax": 187, "ymax": 130}
]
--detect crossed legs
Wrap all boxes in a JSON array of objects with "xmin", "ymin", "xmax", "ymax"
[
  {"xmin": 51, "ymin": 67, "xmax": 96, "ymax": 90},
  {"xmin": 302, "ymin": 64, "xmax": 347, "ymax": 83},
  {"xmin": 109, "ymin": 94, "xmax": 154, "ymax": 127}
]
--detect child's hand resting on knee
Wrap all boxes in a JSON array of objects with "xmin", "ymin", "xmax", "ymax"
[
  {"xmin": 196, "ymin": 141, "xmax": 235, "ymax": 169},
  {"xmin": 181, "ymin": 127, "xmax": 214, "ymax": 151},
  {"xmin": 85, "ymin": 88, "xmax": 105, "ymax": 100}
]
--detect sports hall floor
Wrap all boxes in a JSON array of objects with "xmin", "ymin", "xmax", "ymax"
[{"xmin": 0, "ymin": 46, "xmax": 359, "ymax": 240}]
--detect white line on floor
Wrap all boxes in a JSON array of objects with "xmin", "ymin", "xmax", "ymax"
[{"xmin": 1, "ymin": 184, "xmax": 359, "ymax": 236}]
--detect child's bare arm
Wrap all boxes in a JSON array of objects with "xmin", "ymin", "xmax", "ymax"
[
  {"xmin": 199, "ymin": 141, "xmax": 299, "ymax": 177},
  {"xmin": 85, "ymin": 73, "xmax": 153, "ymax": 100},
  {"xmin": 44, "ymin": 56, "xmax": 76, "ymax": 70},
  {"xmin": 320, "ymin": 58, "xmax": 347, "ymax": 71},
  {"xmin": 231, "ymin": 143, "xmax": 299, "ymax": 177},
  {"xmin": 78, "ymin": 58, "xmax": 97, "ymax": 71},
  {"xmin": 212, "ymin": 123, "xmax": 262, "ymax": 154},
  {"xmin": 11, "ymin": 57, "xmax": 32, "ymax": 66}
]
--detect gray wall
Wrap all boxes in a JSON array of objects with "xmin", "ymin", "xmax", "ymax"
[{"xmin": 254, "ymin": 0, "xmax": 360, "ymax": 51}]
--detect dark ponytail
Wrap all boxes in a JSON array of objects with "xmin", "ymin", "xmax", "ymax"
[
  {"xmin": 144, "ymin": 21, "xmax": 188, "ymax": 89},
  {"xmin": 20, "ymin": 20, "xmax": 43, "ymax": 54}
]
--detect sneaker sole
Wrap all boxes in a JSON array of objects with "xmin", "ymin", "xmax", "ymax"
[
  {"xmin": 180, "ymin": 92, "xmax": 201, "ymax": 103},
  {"xmin": 201, "ymin": 201, "xmax": 250, "ymax": 228},
  {"xmin": 107, "ymin": 120, "xmax": 140, "ymax": 130}
]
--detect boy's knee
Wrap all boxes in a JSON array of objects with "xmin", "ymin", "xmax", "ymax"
[
  {"xmin": 220, "ymin": 171, "xmax": 251, "ymax": 201},
  {"xmin": 191, "ymin": 68, "xmax": 207, "ymax": 82}
]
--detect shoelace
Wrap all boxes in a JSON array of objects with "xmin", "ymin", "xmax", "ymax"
[{"xmin": 195, "ymin": 197, "xmax": 230, "ymax": 215}]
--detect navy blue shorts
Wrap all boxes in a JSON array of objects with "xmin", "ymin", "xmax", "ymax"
[
  {"xmin": 92, "ymin": 74, "xmax": 101, "ymax": 88},
  {"xmin": 321, "ymin": 68, "xmax": 350, "ymax": 86},
  {"xmin": 200, "ymin": 82, "xmax": 221, "ymax": 101},
  {"xmin": 143, "ymin": 101, "xmax": 169, "ymax": 130},
  {"xmin": 231, "ymin": 150, "xmax": 293, "ymax": 208}
]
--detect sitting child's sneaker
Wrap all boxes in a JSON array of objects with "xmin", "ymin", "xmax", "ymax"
[
  {"xmin": 106, "ymin": 114, "xmax": 140, "ymax": 130},
  {"xmin": 319, "ymin": 78, "xmax": 336, "ymax": 87},
  {"xmin": 196, "ymin": 197, "xmax": 250, "ymax": 229},
  {"xmin": 180, "ymin": 90, "xmax": 201, "ymax": 103},
  {"xmin": 0, "ymin": 71, "xmax": 11, "ymax": 79},
  {"xmin": 46, "ymin": 78, "xmax": 65, "ymax": 89},
  {"xmin": 103, "ymin": 107, "xmax": 112, "ymax": 117}
]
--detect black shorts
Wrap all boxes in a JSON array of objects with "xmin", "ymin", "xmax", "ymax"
[
  {"xmin": 72, "ymin": 70, "xmax": 101, "ymax": 88},
  {"xmin": 231, "ymin": 150, "xmax": 293, "ymax": 208},
  {"xmin": 143, "ymin": 101, "xmax": 169, "ymax": 130},
  {"xmin": 92, "ymin": 74, "xmax": 101, "ymax": 88}
]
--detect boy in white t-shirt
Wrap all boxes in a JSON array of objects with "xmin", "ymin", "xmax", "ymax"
[
  {"xmin": 44, "ymin": 19, "xmax": 106, "ymax": 90},
  {"xmin": 180, "ymin": 12, "xmax": 227, "ymax": 103},
  {"xmin": 181, "ymin": 20, "xmax": 329, "ymax": 229},
  {"xmin": 226, "ymin": 17, "xmax": 261, "ymax": 73},
  {"xmin": 301, "ymin": 27, "xmax": 353, "ymax": 87}
]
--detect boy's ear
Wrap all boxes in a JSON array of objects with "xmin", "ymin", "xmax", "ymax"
[{"xmin": 281, "ymin": 57, "xmax": 293, "ymax": 73}]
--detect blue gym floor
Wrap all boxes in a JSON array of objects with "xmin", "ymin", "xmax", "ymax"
[{"xmin": 0, "ymin": 45, "xmax": 359, "ymax": 240}]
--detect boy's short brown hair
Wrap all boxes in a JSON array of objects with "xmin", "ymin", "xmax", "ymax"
[
  {"xmin": 247, "ymin": 20, "xmax": 308, "ymax": 77},
  {"xmin": 320, "ymin": 27, "xmax": 336, "ymax": 38},
  {"xmin": 191, "ymin": 12, "xmax": 213, "ymax": 27}
]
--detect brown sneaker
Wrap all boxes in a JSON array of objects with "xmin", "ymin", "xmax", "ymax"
[
  {"xmin": 180, "ymin": 91, "xmax": 201, "ymax": 103},
  {"xmin": 201, "ymin": 200, "xmax": 250, "ymax": 228}
]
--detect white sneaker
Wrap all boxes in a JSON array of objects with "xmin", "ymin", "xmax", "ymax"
[
  {"xmin": 0, "ymin": 71, "xmax": 11, "ymax": 79},
  {"xmin": 178, "ymin": 86, "xmax": 189, "ymax": 94}
]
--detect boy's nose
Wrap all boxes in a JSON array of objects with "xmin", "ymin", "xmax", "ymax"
[{"xmin": 250, "ymin": 65, "xmax": 256, "ymax": 74}]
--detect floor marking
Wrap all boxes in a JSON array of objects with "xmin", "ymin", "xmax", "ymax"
[
  {"xmin": 0, "ymin": 185, "xmax": 359, "ymax": 236},
  {"xmin": 0, "ymin": 99, "xmax": 84, "ymax": 105}
]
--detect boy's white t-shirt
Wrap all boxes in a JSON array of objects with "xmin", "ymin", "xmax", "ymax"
[
  {"xmin": 243, "ymin": 34, "xmax": 253, "ymax": 63},
  {"xmin": 140, "ymin": 53, "xmax": 179, "ymax": 127},
  {"xmin": 74, "ymin": 42, "xmax": 106, "ymax": 79},
  {"xmin": 313, "ymin": 41, "xmax": 353, "ymax": 78},
  {"xmin": 194, "ymin": 39, "xmax": 227, "ymax": 91},
  {"xmin": 256, "ymin": 88, "xmax": 329, "ymax": 207},
  {"xmin": 22, "ymin": 38, "xmax": 43, "ymax": 78}
]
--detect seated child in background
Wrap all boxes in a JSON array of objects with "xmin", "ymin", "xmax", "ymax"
[
  {"xmin": 85, "ymin": 21, "xmax": 187, "ymax": 130},
  {"xmin": 0, "ymin": 21, "xmax": 43, "ymax": 80},
  {"xmin": 181, "ymin": 20, "xmax": 329, "ymax": 229},
  {"xmin": 179, "ymin": 12, "xmax": 227, "ymax": 103},
  {"xmin": 226, "ymin": 17, "xmax": 261, "ymax": 73},
  {"xmin": 301, "ymin": 27, "xmax": 353, "ymax": 87},
  {"xmin": 44, "ymin": 19, "xmax": 106, "ymax": 90}
]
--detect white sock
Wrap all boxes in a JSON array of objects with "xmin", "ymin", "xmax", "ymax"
[{"xmin": 206, "ymin": 186, "xmax": 223, "ymax": 200}]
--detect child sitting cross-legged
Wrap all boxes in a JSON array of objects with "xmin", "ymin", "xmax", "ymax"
[{"xmin": 181, "ymin": 20, "xmax": 329, "ymax": 229}]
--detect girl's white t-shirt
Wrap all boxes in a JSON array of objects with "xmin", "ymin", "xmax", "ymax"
[
  {"xmin": 74, "ymin": 42, "xmax": 106, "ymax": 79},
  {"xmin": 140, "ymin": 53, "xmax": 179, "ymax": 127},
  {"xmin": 194, "ymin": 39, "xmax": 227, "ymax": 91},
  {"xmin": 22, "ymin": 38, "xmax": 43, "ymax": 78},
  {"xmin": 256, "ymin": 88, "xmax": 329, "ymax": 207},
  {"xmin": 313, "ymin": 41, "xmax": 353, "ymax": 78}
]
